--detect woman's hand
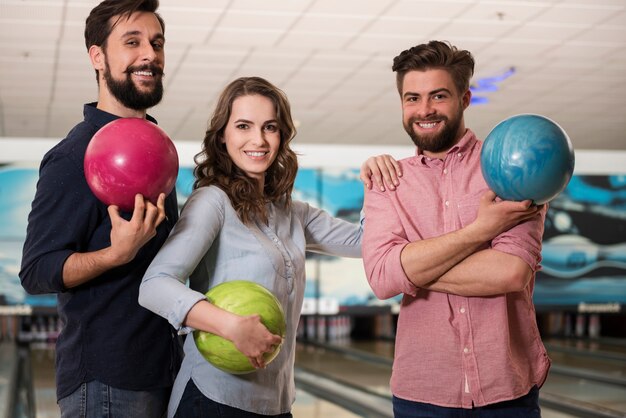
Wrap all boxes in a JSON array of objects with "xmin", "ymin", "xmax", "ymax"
[
  {"xmin": 227, "ymin": 314, "xmax": 283, "ymax": 369},
  {"xmin": 360, "ymin": 154, "xmax": 402, "ymax": 191}
]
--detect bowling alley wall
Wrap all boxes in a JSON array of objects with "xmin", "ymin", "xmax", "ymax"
[{"xmin": 1, "ymin": 139, "xmax": 626, "ymax": 343}]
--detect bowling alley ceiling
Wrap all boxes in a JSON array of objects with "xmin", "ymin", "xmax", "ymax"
[{"xmin": 1, "ymin": 0, "xmax": 625, "ymax": 151}]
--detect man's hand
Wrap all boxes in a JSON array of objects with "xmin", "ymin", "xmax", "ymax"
[
  {"xmin": 62, "ymin": 193, "xmax": 167, "ymax": 288},
  {"xmin": 107, "ymin": 193, "xmax": 167, "ymax": 265},
  {"xmin": 470, "ymin": 190, "xmax": 543, "ymax": 242},
  {"xmin": 360, "ymin": 154, "xmax": 402, "ymax": 191}
]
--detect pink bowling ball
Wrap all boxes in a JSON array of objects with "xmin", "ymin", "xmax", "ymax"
[{"xmin": 84, "ymin": 118, "xmax": 179, "ymax": 212}]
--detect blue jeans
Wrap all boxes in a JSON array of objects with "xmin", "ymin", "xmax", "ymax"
[
  {"xmin": 393, "ymin": 386, "xmax": 541, "ymax": 418},
  {"xmin": 174, "ymin": 379, "xmax": 293, "ymax": 418},
  {"xmin": 58, "ymin": 380, "xmax": 170, "ymax": 418}
]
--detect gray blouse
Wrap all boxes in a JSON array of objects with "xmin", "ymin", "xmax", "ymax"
[{"xmin": 139, "ymin": 185, "xmax": 362, "ymax": 416}]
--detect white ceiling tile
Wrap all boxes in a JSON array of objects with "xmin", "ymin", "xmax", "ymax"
[
  {"xmin": 247, "ymin": 47, "xmax": 312, "ymax": 63},
  {"xmin": 63, "ymin": 3, "xmax": 95, "ymax": 23},
  {"xmin": 180, "ymin": 46, "xmax": 251, "ymax": 69},
  {"xmin": 163, "ymin": 24, "xmax": 219, "ymax": 46},
  {"xmin": 533, "ymin": 3, "xmax": 624, "ymax": 25},
  {"xmin": 570, "ymin": 26, "xmax": 626, "ymax": 44},
  {"xmin": 479, "ymin": 38, "xmax": 560, "ymax": 56},
  {"xmin": 562, "ymin": 0, "xmax": 626, "ymax": 7},
  {"xmin": 277, "ymin": 31, "xmax": 354, "ymax": 49},
  {"xmin": 346, "ymin": 34, "xmax": 428, "ymax": 55},
  {"xmin": 505, "ymin": 22, "xmax": 587, "ymax": 42},
  {"xmin": 0, "ymin": 44, "xmax": 55, "ymax": 64},
  {"xmin": 208, "ymin": 28, "xmax": 284, "ymax": 47},
  {"xmin": 308, "ymin": 50, "xmax": 374, "ymax": 68},
  {"xmin": 231, "ymin": 0, "xmax": 312, "ymax": 13},
  {"xmin": 545, "ymin": 41, "xmax": 621, "ymax": 59},
  {"xmin": 362, "ymin": 16, "xmax": 446, "ymax": 36},
  {"xmin": 603, "ymin": 10, "xmax": 626, "ymax": 27},
  {"xmin": 159, "ymin": 4, "xmax": 226, "ymax": 26},
  {"xmin": 458, "ymin": 1, "xmax": 552, "ymax": 22},
  {"xmin": 0, "ymin": 1, "xmax": 64, "ymax": 21},
  {"xmin": 0, "ymin": 20, "xmax": 62, "ymax": 40},
  {"xmin": 218, "ymin": 10, "xmax": 298, "ymax": 31},
  {"xmin": 433, "ymin": 20, "xmax": 515, "ymax": 40},
  {"xmin": 308, "ymin": 0, "xmax": 392, "ymax": 16},
  {"xmin": 294, "ymin": 14, "xmax": 370, "ymax": 33},
  {"xmin": 384, "ymin": 0, "xmax": 477, "ymax": 20},
  {"xmin": 60, "ymin": 22, "xmax": 87, "ymax": 44}
]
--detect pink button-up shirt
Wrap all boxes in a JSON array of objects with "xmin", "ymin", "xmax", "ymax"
[{"xmin": 363, "ymin": 130, "xmax": 551, "ymax": 408}]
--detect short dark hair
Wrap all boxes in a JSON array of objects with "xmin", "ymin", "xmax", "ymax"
[
  {"xmin": 392, "ymin": 40, "xmax": 475, "ymax": 96},
  {"xmin": 84, "ymin": 0, "xmax": 164, "ymax": 51}
]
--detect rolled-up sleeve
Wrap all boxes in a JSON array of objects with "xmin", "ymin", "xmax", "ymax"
[
  {"xmin": 491, "ymin": 204, "xmax": 547, "ymax": 272},
  {"xmin": 362, "ymin": 188, "xmax": 418, "ymax": 300},
  {"xmin": 139, "ymin": 188, "xmax": 224, "ymax": 331}
]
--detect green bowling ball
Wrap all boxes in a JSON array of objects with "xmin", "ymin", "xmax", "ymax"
[{"xmin": 194, "ymin": 280, "xmax": 286, "ymax": 374}]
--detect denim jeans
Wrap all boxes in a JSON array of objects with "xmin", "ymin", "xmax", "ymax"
[
  {"xmin": 174, "ymin": 379, "xmax": 293, "ymax": 418},
  {"xmin": 58, "ymin": 380, "xmax": 170, "ymax": 418},
  {"xmin": 392, "ymin": 386, "xmax": 541, "ymax": 418}
]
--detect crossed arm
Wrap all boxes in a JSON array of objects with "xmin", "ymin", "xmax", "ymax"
[
  {"xmin": 363, "ymin": 189, "xmax": 546, "ymax": 299},
  {"xmin": 402, "ymin": 191, "xmax": 543, "ymax": 296}
]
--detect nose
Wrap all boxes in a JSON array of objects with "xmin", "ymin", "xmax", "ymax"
[
  {"xmin": 139, "ymin": 41, "xmax": 158, "ymax": 62},
  {"xmin": 250, "ymin": 128, "xmax": 268, "ymax": 145},
  {"xmin": 417, "ymin": 99, "xmax": 436, "ymax": 118}
]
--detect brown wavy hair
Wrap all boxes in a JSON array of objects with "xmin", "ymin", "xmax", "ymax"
[{"xmin": 194, "ymin": 77, "xmax": 299, "ymax": 224}]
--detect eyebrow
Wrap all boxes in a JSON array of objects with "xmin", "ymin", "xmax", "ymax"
[
  {"xmin": 403, "ymin": 88, "xmax": 452, "ymax": 99},
  {"xmin": 233, "ymin": 119, "xmax": 278, "ymax": 125},
  {"xmin": 121, "ymin": 30, "xmax": 165, "ymax": 42}
]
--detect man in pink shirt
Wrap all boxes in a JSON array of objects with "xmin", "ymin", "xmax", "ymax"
[{"xmin": 362, "ymin": 40, "xmax": 550, "ymax": 417}]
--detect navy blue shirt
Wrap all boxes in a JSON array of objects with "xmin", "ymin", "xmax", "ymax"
[{"xmin": 20, "ymin": 103, "xmax": 182, "ymax": 400}]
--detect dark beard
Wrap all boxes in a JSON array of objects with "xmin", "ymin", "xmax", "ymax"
[
  {"xmin": 404, "ymin": 114, "xmax": 462, "ymax": 153},
  {"xmin": 103, "ymin": 60, "xmax": 163, "ymax": 111}
]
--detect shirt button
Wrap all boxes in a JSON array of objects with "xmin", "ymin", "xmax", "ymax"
[
  {"xmin": 463, "ymin": 347, "xmax": 470, "ymax": 354},
  {"xmin": 460, "ymin": 307, "xmax": 466, "ymax": 314},
  {"xmin": 457, "ymin": 153, "xmax": 462, "ymax": 158},
  {"xmin": 443, "ymin": 169, "xmax": 448, "ymax": 174},
  {"xmin": 444, "ymin": 200, "xmax": 449, "ymax": 207}
]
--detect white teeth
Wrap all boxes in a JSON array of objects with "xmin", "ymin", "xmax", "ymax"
[
  {"xmin": 246, "ymin": 151, "xmax": 266, "ymax": 157},
  {"xmin": 418, "ymin": 122, "xmax": 437, "ymax": 128},
  {"xmin": 134, "ymin": 71, "xmax": 153, "ymax": 76}
]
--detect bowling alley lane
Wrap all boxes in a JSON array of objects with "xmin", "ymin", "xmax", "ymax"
[
  {"xmin": 20, "ymin": 343, "xmax": 367, "ymax": 418},
  {"xmin": 294, "ymin": 337, "xmax": 626, "ymax": 418}
]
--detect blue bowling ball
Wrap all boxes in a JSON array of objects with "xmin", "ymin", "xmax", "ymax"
[{"xmin": 480, "ymin": 114, "xmax": 575, "ymax": 204}]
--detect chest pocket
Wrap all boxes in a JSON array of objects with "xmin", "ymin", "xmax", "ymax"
[{"xmin": 456, "ymin": 192, "xmax": 482, "ymax": 228}]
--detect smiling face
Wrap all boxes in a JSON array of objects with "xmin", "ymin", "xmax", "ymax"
[
  {"xmin": 89, "ymin": 11, "xmax": 165, "ymax": 115},
  {"xmin": 222, "ymin": 94, "xmax": 281, "ymax": 191},
  {"xmin": 401, "ymin": 68, "xmax": 471, "ymax": 158}
]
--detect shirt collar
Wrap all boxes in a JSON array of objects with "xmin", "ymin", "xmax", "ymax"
[
  {"xmin": 412, "ymin": 129, "xmax": 477, "ymax": 165},
  {"xmin": 83, "ymin": 102, "xmax": 158, "ymax": 130}
]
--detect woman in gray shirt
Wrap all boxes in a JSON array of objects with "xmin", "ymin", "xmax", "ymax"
[{"xmin": 139, "ymin": 76, "xmax": 396, "ymax": 417}]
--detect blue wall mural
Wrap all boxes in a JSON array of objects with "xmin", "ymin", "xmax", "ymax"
[{"xmin": 2, "ymin": 164, "xmax": 625, "ymax": 310}]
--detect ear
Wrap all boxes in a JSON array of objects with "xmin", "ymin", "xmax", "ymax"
[
  {"xmin": 88, "ymin": 45, "xmax": 105, "ymax": 73},
  {"xmin": 462, "ymin": 89, "xmax": 472, "ymax": 109}
]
